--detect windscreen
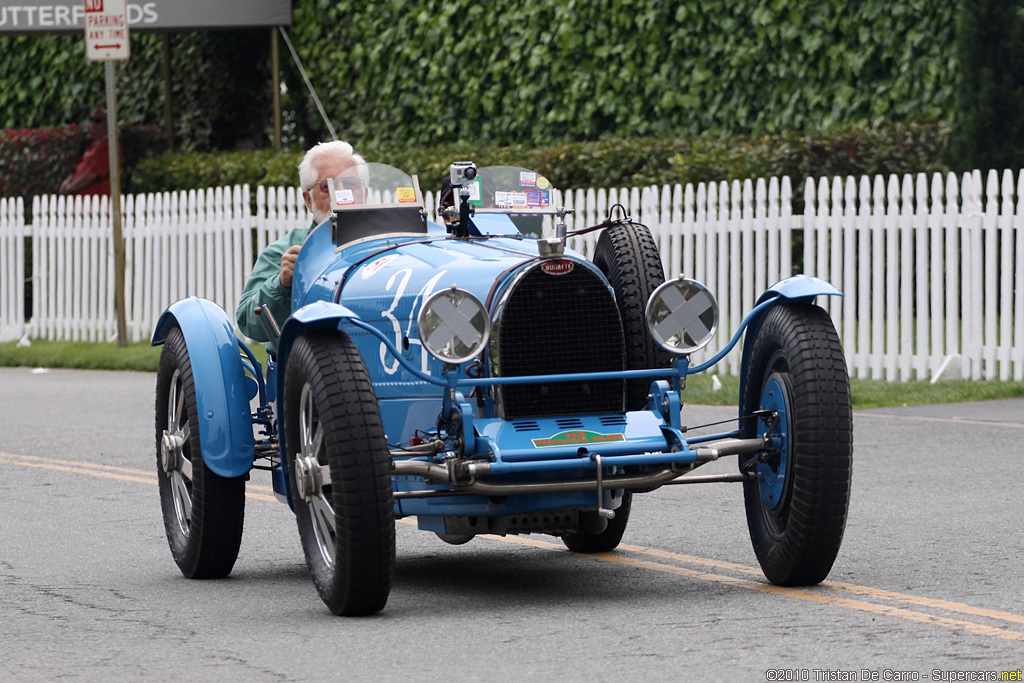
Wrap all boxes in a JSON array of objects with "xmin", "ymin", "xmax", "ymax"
[
  {"xmin": 329, "ymin": 162, "xmax": 423, "ymax": 211},
  {"xmin": 465, "ymin": 166, "xmax": 558, "ymax": 215}
]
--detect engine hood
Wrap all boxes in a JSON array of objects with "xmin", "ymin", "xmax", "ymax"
[
  {"xmin": 292, "ymin": 219, "xmax": 592, "ymax": 315},
  {"xmin": 288, "ymin": 221, "xmax": 601, "ymax": 403}
]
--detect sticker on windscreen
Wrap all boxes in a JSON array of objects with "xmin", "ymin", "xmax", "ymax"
[
  {"xmin": 526, "ymin": 190, "xmax": 551, "ymax": 207},
  {"xmin": 494, "ymin": 191, "xmax": 528, "ymax": 208},
  {"xmin": 466, "ymin": 178, "xmax": 483, "ymax": 205}
]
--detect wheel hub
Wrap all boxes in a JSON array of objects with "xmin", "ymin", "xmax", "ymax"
[
  {"xmin": 757, "ymin": 372, "xmax": 791, "ymax": 511},
  {"xmin": 160, "ymin": 431, "xmax": 184, "ymax": 474},
  {"xmin": 294, "ymin": 455, "xmax": 323, "ymax": 501}
]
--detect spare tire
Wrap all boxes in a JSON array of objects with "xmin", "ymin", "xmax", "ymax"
[{"xmin": 593, "ymin": 222, "xmax": 672, "ymax": 409}]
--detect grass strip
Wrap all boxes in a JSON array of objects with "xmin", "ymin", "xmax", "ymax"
[{"xmin": 2, "ymin": 341, "xmax": 1022, "ymax": 409}]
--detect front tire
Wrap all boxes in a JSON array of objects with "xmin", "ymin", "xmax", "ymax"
[
  {"xmin": 155, "ymin": 327, "xmax": 245, "ymax": 579},
  {"xmin": 284, "ymin": 331, "xmax": 395, "ymax": 616},
  {"xmin": 740, "ymin": 303, "xmax": 852, "ymax": 586}
]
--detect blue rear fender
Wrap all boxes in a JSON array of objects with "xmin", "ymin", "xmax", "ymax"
[
  {"xmin": 152, "ymin": 297, "xmax": 255, "ymax": 478},
  {"xmin": 738, "ymin": 275, "xmax": 843, "ymax": 415}
]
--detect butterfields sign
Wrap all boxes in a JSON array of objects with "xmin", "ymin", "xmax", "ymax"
[{"xmin": 0, "ymin": 0, "xmax": 292, "ymax": 33}]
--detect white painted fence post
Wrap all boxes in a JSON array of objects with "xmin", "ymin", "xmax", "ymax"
[
  {"xmin": 1015, "ymin": 170, "xmax": 1024, "ymax": 382},
  {"xmin": 754, "ymin": 177, "xmax": 767, "ymax": 299},
  {"xmin": 982, "ymin": 170, "xmax": 999, "ymax": 380},
  {"xmin": 963, "ymin": 171, "xmax": 983, "ymax": 379},
  {"xmin": 998, "ymin": 170, "xmax": 1014, "ymax": 381},
  {"xmin": 803, "ymin": 177, "xmax": 817, "ymax": 278},
  {"xmin": 854, "ymin": 176, "xmax": 872, "ymax": 378},
  {"xmin": 828, "ymin": 176, "xmax": 844, "ymax": 329},
  {"xmin": 669, "ymin": 184, "xmax": 683, "ymax": 280},
  {"xmin": 842, "ymin": 175, "xmax": 857, "ymax": 365},
  {"xmin": 884, "ymin": 175, "xmax": 900, "ymax": 381},
  {"xmin": 780, "ymin": 176, "xmax": 793, "ymax": 282},
  {"xmin": 766, "ymin": 176, "xmax": 780, "ymax": 288},
  {"xmin": 913, "ymin": 173, "xmax": 929, "ymax": 380},
  {"xmin": 0, "ymin": 197, "xmax": 27, "ymax": 342}
]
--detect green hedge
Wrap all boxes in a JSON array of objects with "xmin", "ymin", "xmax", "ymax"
[
  {"xmin": 0, "ymin": 31, "xmax": 271, "ymax": 152},
  {"xmin": 127, "ymin": 120, "xmax": 951, "ymax": 196},
  {"xmin": 280, "ymin": 0, "xmax": 956, "ymax": 147},
  {"xmin": 3, "ymin": 2, "xmax": 956, "ymax": 153}
]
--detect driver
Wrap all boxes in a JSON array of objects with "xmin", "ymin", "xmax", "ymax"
[
  {"xmin": 437, "ymin": 177, "xmax": 456, "ymax": 224},
  {"xmin": 235, "ymin": 140, "xmax": 366, "ymax": 341}
]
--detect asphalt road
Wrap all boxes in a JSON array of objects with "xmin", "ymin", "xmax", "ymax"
[{"xmin": 1, "ymin": 367, "xmax": 1022, "ymax": 682}]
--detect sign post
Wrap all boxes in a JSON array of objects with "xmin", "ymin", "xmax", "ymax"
[{"xmin": 84, "ymin": 0, "xmax": 129, "ymax": 345}]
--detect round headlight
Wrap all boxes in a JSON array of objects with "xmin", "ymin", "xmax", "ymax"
[
  {"xmin": 418, "ymin": 286, "xmax": 491, "ymax": 364},
  {"xmin": 645, "ymin": 277, "xmax": 719, "ymax": 355}
]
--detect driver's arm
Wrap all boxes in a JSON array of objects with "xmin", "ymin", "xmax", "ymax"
[{"xmin": 235, "ymin": 232, "xmax": 304, "ymax": 341}]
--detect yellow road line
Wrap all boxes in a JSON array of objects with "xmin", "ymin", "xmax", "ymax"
[
  {"xmin": 5, "ymin": 450, "xmax": 1024, "ymax": 641},
  {"xmin": 821, "ymin": 580, "xmax": 1024, "ymax": 627},
  {"xmin": 599, "ymin": 553, "xmax": 1024, "ymax": 643},
  {"xmin": 857, "ymin": 412, "xmax": 1024, "ymax": 430},
  {"xmin": 1, "ymin": 451, "xmax": 159, "ymax": 478},
  {"xmin": 486, "ymin": 535, "xmax": 1024, "ymax": 643},
  {"xmin": 0, "ymin": 457, "xmax": 156, "ymax": 485},
  {"xmin": 0, "ymin": 451, "xmax": 277, "ymax": 498},
  {"xmin": 617, "ymin": 542, "xmax": 1024, "ymax": 627}
]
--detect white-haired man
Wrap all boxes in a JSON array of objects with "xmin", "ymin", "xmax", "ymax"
[{"xmin": 236, "ymin": 140, "xmax": 365, "ymax": 341}]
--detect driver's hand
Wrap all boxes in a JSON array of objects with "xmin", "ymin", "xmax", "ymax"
[{"xmin": 279, "ymin": 245, "xmax": 301, "ymax": 288}]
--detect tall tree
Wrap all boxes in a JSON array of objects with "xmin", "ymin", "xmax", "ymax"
[{"xmin": 950, "ymin": 0, "xmax": 1024, "ymax": 171}]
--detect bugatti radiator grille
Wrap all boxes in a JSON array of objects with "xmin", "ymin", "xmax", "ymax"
[{"xmin": 494, "ymin": 264, "xmax": 625, "ymax": 418}]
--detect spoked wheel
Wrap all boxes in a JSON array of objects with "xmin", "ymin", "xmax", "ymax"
[
  {"xmin": 561, "ymin": 490, "xmax": 632, "ymax": 553},
  {"xmin": 740, "ymin": 302, "xmax": 852, "ymax": 586},
  {"xmin": 593, "ymin": 221, "xmax": 671, "ymax": 409},
  {"xmin": 284, "ymin": 331, "xmax": 394, "ymax": 616},
  {"xmin": 155, "ymin": 327, "xmax": 245, "ymax": 579}
]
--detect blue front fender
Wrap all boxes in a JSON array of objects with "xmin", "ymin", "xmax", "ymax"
[
  {"xmin": 272, "ymin": 301, "xmax": 361, "ymax": 506},
  {"xmin": 738, "ymin": 275, "xmax": 843, "ymax": 416},
  {"xmin": 755, "ymin": 274, "xmax": 842, "ymax": 305},
  {"xmin": 275, "ymin": 300, "xmax": 361, "ymax": 384},
  {"xmin": 152, "ymin": 297, "xmax": 255, "ymax": 478}
]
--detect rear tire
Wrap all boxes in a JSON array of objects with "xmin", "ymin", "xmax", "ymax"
[
  {"xmin": 284, "ymin": 331, "xmax": 395, "ymax": 616},
  {"xmin": 740, "ymin": 303, "xmax": 852, "ymax": 586},
  {"xmin": 593, "ymin": 222, "xmax": 671, "ymax": 409},
  {"xmin": 155, "ymin": 327, "xmax": 245, "ymax": 579}
]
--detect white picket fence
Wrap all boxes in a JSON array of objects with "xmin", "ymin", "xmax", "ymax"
[{"xmin": 1, "ymin": 169, "xmax": 1023, "ymax": 382}]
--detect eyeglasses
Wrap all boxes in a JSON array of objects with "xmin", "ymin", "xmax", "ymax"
[
  {"xmin": 316, "ymin": 176, "xmax": 364, "ymax": 193},
  {"xmin": 89, "ymin": 116, "xmax": 104, "ymax": 124}
]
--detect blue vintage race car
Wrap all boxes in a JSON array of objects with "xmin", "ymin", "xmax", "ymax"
[{"xmin": 152, "ymin": 162, "xmax": 852, "ymax": 616}]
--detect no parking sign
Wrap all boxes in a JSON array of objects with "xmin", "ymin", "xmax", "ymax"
[{"xmin": 84, "ymin": 0, "xmax": 129, "ymax": 61}]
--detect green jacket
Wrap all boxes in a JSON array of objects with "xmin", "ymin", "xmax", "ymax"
[{"xmin": 235, "ymin": 225, "xmax": 312, "ymax": 341}]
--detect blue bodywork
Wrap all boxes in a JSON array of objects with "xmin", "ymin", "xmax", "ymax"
[{"xmin": 153, "ymin": 190, "xmax": 841, "ymax": 533}]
